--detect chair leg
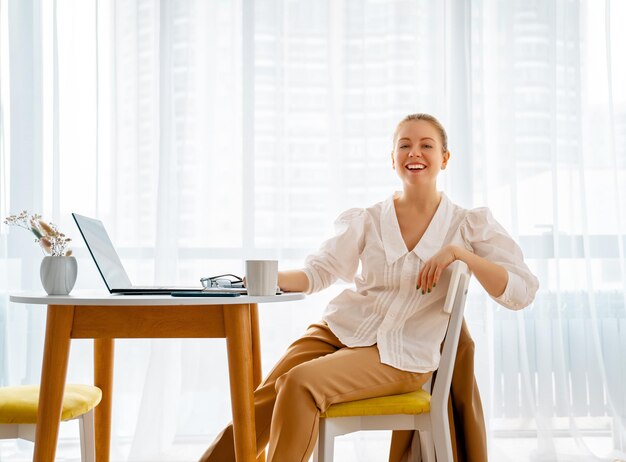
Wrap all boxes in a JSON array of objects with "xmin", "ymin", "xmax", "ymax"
[
  {"xmin": 79, "ymin": 410, "xmax": 96, "ymax": 462},
  {"xmin": 316, "ymin": 420, "xmax": 335, "ymax": 462},
  {"xmin": 432, "ymin": 430, "xmax": 454, "ymax": 462},
  {"xmin": 418, "ymin": 430, "xmax": 436, "ymax": 462},
  {"xmin": 312, "ymin": 441, "xmax": 319, "ymax": 462}
]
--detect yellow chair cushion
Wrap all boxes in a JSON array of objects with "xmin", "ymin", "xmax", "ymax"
[
  {"xmin": 0, "ymin": 384, "xmax": 102, "ymax": 424},
  {"xmin": 321, "ymin": 389, "xmax": 431, "ymax": 418}
]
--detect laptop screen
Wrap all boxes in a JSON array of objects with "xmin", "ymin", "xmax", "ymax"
[{"xmin": 72, "ymin": 213, "xmax": 133, "ymax": 291}]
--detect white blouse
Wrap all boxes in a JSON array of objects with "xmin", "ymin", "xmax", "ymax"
[{"xmin": 302, "ymin": 192, "xmax": 539, "ymax": 373}]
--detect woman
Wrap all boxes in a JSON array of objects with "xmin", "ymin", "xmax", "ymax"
[{"xmin": 199, "ymin": 113, "xmax": 539, "ymax": 462}]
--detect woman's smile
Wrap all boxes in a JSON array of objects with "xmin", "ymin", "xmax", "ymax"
[{"xmin": 405, "ymin": 162, "xmax": 427, "ymax": 172}]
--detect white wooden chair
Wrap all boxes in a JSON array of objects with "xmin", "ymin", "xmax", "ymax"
[
  {"xmin": 0, "ymin": 383, "xmax": 101, "ymax": 461},
  {"xmin": 314, "ymin": 261, "xmax": 471, "ymax": 462}
]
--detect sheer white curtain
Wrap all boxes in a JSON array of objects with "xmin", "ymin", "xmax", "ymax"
[
  {"xmin": 1, "ymin": 0, "xmax": 625, "ymax": 461},
  {"xmin": 472, "ymin": 1, "xmax": 626, "ymax": 460}
]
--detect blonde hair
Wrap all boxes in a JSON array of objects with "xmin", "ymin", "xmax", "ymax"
[{"xmin": 393, "ymin": 113, "xmax": 448, "ymax": 152}]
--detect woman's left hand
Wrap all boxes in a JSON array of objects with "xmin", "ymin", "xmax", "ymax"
[{"xmin": 416, "ymin": 245, "xmax": 459, "ymax": 294}]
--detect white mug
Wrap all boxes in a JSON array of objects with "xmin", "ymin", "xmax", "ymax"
[{"xmin": 245, "ymin": 260, "xmax": 278, "ymax": 296}]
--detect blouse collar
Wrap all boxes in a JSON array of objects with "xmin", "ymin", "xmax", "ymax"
[{"xmin": 381, "ymin": 192, "xmax": 453, "ymax": 265}]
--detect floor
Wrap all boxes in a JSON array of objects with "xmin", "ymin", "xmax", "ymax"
[{"xmin": 0, "ymin": 431, "xmax": 623, "ymax": 462}]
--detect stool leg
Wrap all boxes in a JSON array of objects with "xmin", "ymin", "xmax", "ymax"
[
  {"xmin": 17, "ymin": 424, "xmax": 36, "ymax": 441},
  {"xmin": 79, "ymin": 410, "xmax": 96, "ymax": 462}
]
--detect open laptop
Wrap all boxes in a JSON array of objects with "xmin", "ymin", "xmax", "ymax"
[{"xmin": 72, "ymin": 213, "xmax": 247, "ymax": 295}]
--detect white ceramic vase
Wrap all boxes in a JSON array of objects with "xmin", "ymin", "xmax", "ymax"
[{"xmin": 40, "ymin": 256, "xmax": 78, "ymax": 295}]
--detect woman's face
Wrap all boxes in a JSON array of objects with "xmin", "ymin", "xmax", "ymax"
[{"xmin": 391, "ymin": 120, "xmax": 450, "ymax": 187}]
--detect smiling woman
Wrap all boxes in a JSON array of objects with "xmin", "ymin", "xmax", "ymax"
[
  {"xmin": 2, "ymin": 0, "xmax": 626, "ymax": 461},
  {"xmin": 199, "ymin": 113, "xmax": 538, "ymax": 461}
]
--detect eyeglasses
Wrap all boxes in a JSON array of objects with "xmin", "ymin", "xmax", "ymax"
[{"xmin": 200, "ymin": 273, "xmax": 244, "ymax": 289}]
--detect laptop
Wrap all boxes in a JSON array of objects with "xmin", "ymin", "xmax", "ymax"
[{"xmin": 72, "ymin": 213, "xmax": 247, "ymax": 295}]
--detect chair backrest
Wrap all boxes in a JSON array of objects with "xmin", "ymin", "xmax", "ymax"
[{"xmin": 430, "ymin": 261, "xmax": 471, "ymax": 419}]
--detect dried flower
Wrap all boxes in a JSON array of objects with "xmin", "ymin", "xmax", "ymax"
[
  {"xmin": 39, "ymin": 237, "xmax": 52, "ymax": 253},
  {"xmin": 3, "ymin": 211, "xmax": 73, "ymax": 256},
  {"xmin": 30, "ymin": 220, "xmax": 43, "ymax": 239},
  {"xmin": 38, "ymin": 219, "xmax": 55, "ymax": 236}
]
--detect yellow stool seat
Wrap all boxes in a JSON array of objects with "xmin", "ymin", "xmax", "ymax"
[
  {"xmin": 321, "ymin": 389, "xmax": 431, "ymax": 418},
  {"xmin": 0, "ymin": 384, "xmax": 102, "ymax": 424}
]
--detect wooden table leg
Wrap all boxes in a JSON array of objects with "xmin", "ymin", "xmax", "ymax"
[
  {"xmin": 250, "ymin": 303, "xmax": 262, "ymax": 388},
  {"xmin": 249, "ymin": 303, "xmax": 266, "ymax": 462},
  {"xmin": 33, "ymin": 305, "xmax": 74, "ymax": 462},
  {"xmin": 94, "ymin": 338, "xmax": 114, "ymax": 462},
  {"xmin": 224, "ymin": 304, "xmax": 257, "ymax": 462}
]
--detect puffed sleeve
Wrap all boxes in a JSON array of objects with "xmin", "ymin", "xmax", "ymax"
[
  {"xmin": 302, "ymin": 208, "xmax": 366, "ymax": 295},
  {"xmin": 460, "ymin": 208, "xmax": 539, "ymax": 310}
]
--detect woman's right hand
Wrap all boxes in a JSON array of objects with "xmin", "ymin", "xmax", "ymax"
[{"xmin": 277, "ymin": 270, "xmax": 309, "ymax": 293}]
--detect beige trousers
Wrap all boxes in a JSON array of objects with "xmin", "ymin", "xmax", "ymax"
[{"xmin": 198, "ymin": 322, "xmax": 430, "ymax": 462}]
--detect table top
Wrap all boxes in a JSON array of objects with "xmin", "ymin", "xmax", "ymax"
[{"xmin": 9, "ymin": 291, "xmax": 305, "ymax": 306}]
